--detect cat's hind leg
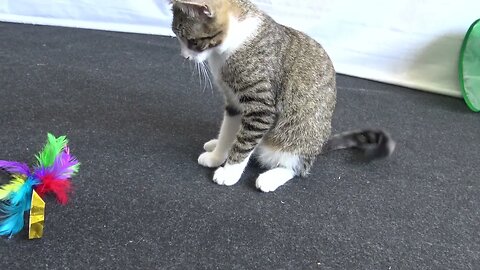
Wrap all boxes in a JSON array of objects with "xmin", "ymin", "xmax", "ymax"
[
  {"xmin": 256, "ymin": 167, "xmax": 296, "ymax": 192},
  {"xmin": 255, "ymin": 144, "xmax": 304, "ymax": 192}
]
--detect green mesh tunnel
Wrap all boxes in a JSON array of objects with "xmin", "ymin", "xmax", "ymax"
[{"xmin": 459, "ymin": 19, "xmax": 480, "ymax": 112}]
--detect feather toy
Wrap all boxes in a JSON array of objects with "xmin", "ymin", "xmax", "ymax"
[
  {"xmin": 0, "ymin": 161, "xmax": 30, "ymax": 176},
  {"xmin": 35, "ymin": 145, "xmax": 79, "ymax": 204},
  {"xmin": 0, "ymin": 133, "xmax": 80, "ymax": 238},
  {"xmin": 0, "ymin": 177, "xmax": 38, "ymax": 236},
  {"xmin": 0, "ymin": 175, "xmax": 26, "ymax": 201}
]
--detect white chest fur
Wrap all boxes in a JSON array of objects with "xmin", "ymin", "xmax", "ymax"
[
  {"xmin": 207, "ymin": 15, "xmax": 262, "ymax": 77},
  {"xmin": 208, "ymin": 52, "xmax": 238, "ymax": 107},
  {"xmin": 207, "ymin": 15, "xmax": 262, "ymax": 104}
]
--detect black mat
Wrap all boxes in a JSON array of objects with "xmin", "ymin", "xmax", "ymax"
[{"xmin": 0, "ymin": 22, "xmax": 478, "ymax": 269}]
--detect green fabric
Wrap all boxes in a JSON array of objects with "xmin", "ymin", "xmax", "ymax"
[{"xmin": 459, "ymin": 19, "xmax": 480, "ymax": 112}]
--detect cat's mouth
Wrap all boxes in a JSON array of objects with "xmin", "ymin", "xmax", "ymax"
[
  {"xmin": 181, "ymin": 47, "xmax": 210, "ymax": 63},
  {"xmin": 180, "ymin": 41, "xmax": 222, "ymax": 63}
]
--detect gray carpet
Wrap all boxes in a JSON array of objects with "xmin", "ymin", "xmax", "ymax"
[{"xmin": 0, "ymin": 22, "xmax": 478, "ymax": 270}]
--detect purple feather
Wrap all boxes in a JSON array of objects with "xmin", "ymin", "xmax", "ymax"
[
  {"xmin": 34, "ymin": 147, "xmax": 79, "ymax": 180},
  {"xmin": 0, "ymin": 161, "xmax": 30, "ymax": 176}
]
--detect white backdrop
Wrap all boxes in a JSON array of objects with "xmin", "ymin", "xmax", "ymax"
[{"xmin": 1, "ymin": 0, "xmax": 479, "ymax": 97}]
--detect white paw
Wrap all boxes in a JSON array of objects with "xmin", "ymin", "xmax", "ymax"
[
  {"xmin": 255, "ymin": 168, "xmax": 295, "ymax": 192},
  {"xmin": 198, "ymin": 152, "xmax": 225, "ymax": 168},
  {"xmin": 203, "ymin": 139, "xmax": 218, "ymax": 152},
  {"xmin": 213, "ymin": 164, "xmax": 244, "ymax": 186},
  {"xmin": 256, "ymin": 175, "xmax": 282, "ymax": 192}
]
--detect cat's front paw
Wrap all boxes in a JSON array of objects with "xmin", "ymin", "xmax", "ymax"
[
  {"xmin": 198, "ymin": 152, "xmax": 225, "ymax": 168},
  {"xmin": 213, "ymin": 167, "xmax": 240, "ymax": 186},
  {"xmin": 212, "ymin": 164, "xmax": 243, "ymax": 186},
  {"xmin": 203, "ymin": 139, "xmax": 218, "ymax": 152}
]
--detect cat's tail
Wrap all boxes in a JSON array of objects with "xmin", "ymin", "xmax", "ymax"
[{"xmin": 324, "ymin": 129, "xmax": 395, "ymax": 160}]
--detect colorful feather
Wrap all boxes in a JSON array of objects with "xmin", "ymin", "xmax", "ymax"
[
  {"xmin": 35, "ymin": 133, "xmax": 68, "ymax": 168},
  {"xmin": 0, "ymin": 177, "xmax": 38, "ymax": 237},
  {"xmin": 0, "ymin": 203, "xmax": 28, "ymax": 237},
  {"xmin": 34, "ymin": 175, "xmax": 71, "ymax": 205},
  {"xmin": 0, "ymin": 160, "xmax": 30, "ymax": 176},
  {"xmin": 49, "ymin": 146, "xmax": 80, "ymax": 180},
  {"xmin": 0, "ymin": 175, "xmax": 26, "ymax": 201},
  {"xmin": 34, "ymin": 146, "xmax": 79, "ymax": 204},
  {"xmin": 0, "ymin": 133, "xmax": 79, "ymax": 238},
  {"xmin": 9, "ymin": 177, "xmax": 38, "ymax": 206}
]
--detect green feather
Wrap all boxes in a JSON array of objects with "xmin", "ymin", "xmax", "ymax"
[
  {"xmin": 72, "ymin": 163, "xmax": 80, "ymax": 174},
  {"xmin": 35, "ymin": 133, "xmax": 68, "ymax": 167}
]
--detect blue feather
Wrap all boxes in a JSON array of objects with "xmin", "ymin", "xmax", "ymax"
[
  {"xmin": 0, "ymin": 177, "xmax": 39, "ymax": 237},
  {"xmin": 0, "ymin": 203, "xmax": 27, "ymax": 236}
]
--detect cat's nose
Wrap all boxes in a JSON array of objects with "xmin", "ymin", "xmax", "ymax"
[
  {"xmin": 180, "ymin": 47, "xmax": 193, "ymax": 60},
  {"xmin": 181, "ymin": 53, "xmax": 192, "ymax": 60}
]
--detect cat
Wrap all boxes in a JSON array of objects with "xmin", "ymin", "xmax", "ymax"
[{"xmin": 170, "ymin": 0, "xmax": 395, "ymax": 192}]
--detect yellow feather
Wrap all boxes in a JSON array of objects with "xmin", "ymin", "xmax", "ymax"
[{"xmin": 0, "ymin": 175, "xmax": 26, "ymax": 201}]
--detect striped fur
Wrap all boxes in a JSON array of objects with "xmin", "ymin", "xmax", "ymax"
[{"xmin": 171, "ymin": 0, "xmax": 394, "ymax": 191}]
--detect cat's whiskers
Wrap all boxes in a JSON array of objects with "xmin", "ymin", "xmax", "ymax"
[
  {"xmin": 191, "ymin": 61, "xmax": 213, "ymax": 93},
  {"xmin": 198, "ymin": 62, "xmax": 206, "ymax": 92},
  {"xmin": 189, "ymin": 61, "xmax": 195, "ymax": 78},
  {"xmin": 200, "ymin": 61, "xmax": 213, "ymax": 93},
  {"xmin": 195, "ymin": 62, "xmax": 202, "ymax": 88}
]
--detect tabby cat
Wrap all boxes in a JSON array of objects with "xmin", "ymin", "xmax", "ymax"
[{"xmin": 170, "ymin": 0, "xmax": 395, "ymax": 192}]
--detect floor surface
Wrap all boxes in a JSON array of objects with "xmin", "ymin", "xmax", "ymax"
[{"xmin": 0, "ymin": 22, "xmax": 479, "ymax": 269}]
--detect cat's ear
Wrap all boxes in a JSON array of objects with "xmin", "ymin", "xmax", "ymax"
[{"xmin": 173, "ymin": 0, "xmax": 214, "ymax": 18}]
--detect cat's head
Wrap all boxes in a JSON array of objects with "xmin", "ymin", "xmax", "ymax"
[{"xmin": 170, "ymin": 0, "xmax": 230, "ymax": 62}]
